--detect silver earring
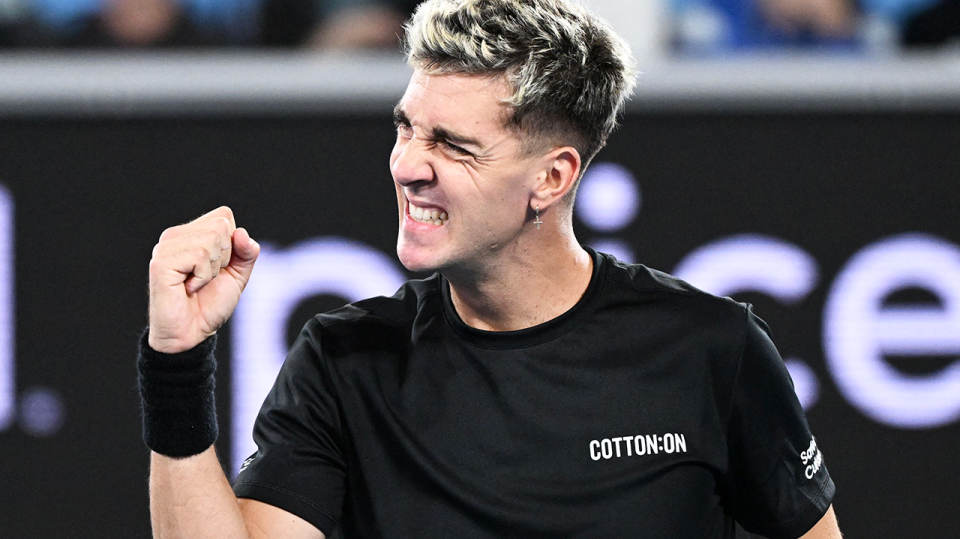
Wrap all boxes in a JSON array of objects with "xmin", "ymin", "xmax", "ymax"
[{"xmin": 534, "ymin": 205, "xmax": 543, "ymax": 230}]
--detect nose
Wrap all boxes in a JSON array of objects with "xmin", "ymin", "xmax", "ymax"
[{"xmin": 391, "ymin": 135, "xmax": 435, "ymax": 188}]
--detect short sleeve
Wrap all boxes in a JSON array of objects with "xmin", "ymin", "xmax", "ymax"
[
  {"xmin": 233, "ymin": 318, "xmax": 345, "ymax": 535},
  {"xmin": 721, "ymin": 307, "xmax": 835, "ymax": 539}
]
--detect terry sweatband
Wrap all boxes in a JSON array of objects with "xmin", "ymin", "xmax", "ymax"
[{"xmin": 137, "ymin": 330, "xmax": 219, "ymax": 457}]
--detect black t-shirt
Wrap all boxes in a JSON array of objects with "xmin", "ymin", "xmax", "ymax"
[{"xmin": 233, "ymin": 249, "xmax": 834, "ymax": 538}]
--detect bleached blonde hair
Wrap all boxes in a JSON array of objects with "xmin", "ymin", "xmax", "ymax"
[{"xmin": 403, "ymin": 0, "xmax": 637, "ymax": 175}]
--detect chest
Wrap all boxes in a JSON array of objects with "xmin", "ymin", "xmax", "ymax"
[{"xmin": 332, "ymin": 330, "xmax": 736, "ymax": 537}]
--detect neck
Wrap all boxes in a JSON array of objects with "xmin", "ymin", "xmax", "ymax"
[{"xmin": 445, "ymin": 228, "xmax": 593, "ymax": 332}]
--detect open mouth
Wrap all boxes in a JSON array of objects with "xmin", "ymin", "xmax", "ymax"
[{"xmin": 408, "ymin": 201, "xmax": 449, "ymax": 226}]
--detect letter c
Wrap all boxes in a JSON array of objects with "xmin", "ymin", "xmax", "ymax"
[
  {"xmin": 589, "ymin": 440, "xmax": 601, "ymax": 461},
  {"xmin": 673, "ymin": 234, "xmax": 820, "ymax": 409}
]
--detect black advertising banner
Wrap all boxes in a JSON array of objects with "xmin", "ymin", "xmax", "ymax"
[{"xmin": 0, "ymin": 112, "xmax": 957, "ymax": 537}]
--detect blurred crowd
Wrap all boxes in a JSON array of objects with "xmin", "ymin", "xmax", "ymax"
[
  {"xmin": 672, "ymin": 0, "xmax": 960, "ymax": 53},
  {"xmin": 0, "ymin": 0, "xmax": 958, "ymax": 52},
  {"xmin": 0, "ymin": 0, "xmax": 419, "ymax": 48}
]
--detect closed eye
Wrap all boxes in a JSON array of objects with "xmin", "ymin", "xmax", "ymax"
[
  {"xmin": 393, "ymin": 108, "xmax": 413, "ymax": 138},
  {"xmin": 392, "ymin": 106, "xmax": 474, "ymax": 157},
  {"xmin": 396, "ymin": 122, "xmax": 414, "ymax": 138},
  {"xmin": 440, "ymin": 140, "xmax": 472, "ymax": 156}
]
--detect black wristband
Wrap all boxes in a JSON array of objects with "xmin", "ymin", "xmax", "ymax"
[{"xmin": 137, "ymin": 330, "xmax": 219, "ymax": 457}]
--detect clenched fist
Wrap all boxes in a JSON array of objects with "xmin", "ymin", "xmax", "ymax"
[{"xmin": 148, "ymin": 206, "xmax": 260, "ymax": 354}]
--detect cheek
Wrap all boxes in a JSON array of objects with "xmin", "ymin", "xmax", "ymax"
[
  {"xmin": 466, "ymin": 188, "xmax": 526, "ymax": 228},
  {"xmin": 494, "ymin": 177, "xmax": 532, "ymax": 216}
]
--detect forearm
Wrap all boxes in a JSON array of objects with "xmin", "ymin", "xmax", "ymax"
[
  {"xmin": 799, "ymin": 504, "xmax": 842, "ymax": 539},
  {"xmin": 150, "ymin": 446, "xmax": 251, "ymax": 539}
]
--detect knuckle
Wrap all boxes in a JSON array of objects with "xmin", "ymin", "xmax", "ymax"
[
  {"xmin": 158, "ymin": 225, "xmax": 179, "ymax": 242},
  {"xmin": 215, "ymin": 217, "xmax": 233, "ymax": 237},
  {"xmin": 193, "ymin": 246, "xmax": 211, "ymax": 260},
  {"xmin": 215, "ymin": 205, "xmax": 235, "ymax": 221},
  {"xmin": 204, "ymin": 229, "xmax": 222, "ymax": 245}
]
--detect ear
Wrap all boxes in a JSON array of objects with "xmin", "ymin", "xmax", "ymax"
[{"xmin": 530, "ymin": 146, "xmax": 581, "ymax": 211}]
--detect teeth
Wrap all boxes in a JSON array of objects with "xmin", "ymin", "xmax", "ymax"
[{"xmin": 409, "ymin": 202, "xmax": 449, "ymax": 225}]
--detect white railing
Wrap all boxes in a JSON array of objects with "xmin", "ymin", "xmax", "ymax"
[{"xmin": 1, "ymin": 51, "xmax": 960, "ymax": 115}]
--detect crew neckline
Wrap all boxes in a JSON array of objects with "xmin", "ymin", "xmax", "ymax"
[{"xmin": 439, "ymin": 247, "xmax": 607, "ymax": 349}]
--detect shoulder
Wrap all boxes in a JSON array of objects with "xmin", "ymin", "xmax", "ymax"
[
  {"xmin": 599, "ymin": 252, "xmax": 750, "ymax": 327},
  {"xmin": 316, "ymin": 275, "xmax": 438, "ymax": 325},
  {"xmin": 595, "ymin": 252, "xmax": 773, "ymax": 367},
  {"xmin": 305, "ymin": 274, "xmax": 441, "ymax": 353}
]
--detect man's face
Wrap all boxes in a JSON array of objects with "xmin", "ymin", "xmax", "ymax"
[{"xmin": 391, "ymin": 71, "xmax": 543, "ymax": 274}]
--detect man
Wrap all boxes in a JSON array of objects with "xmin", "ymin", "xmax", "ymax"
[{"xmin": 139, "ymin": 0, "xmax": 842, "ymax": 537}]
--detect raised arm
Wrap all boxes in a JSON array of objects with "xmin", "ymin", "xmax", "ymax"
[{"xmin": 142, "ymin": 206, "xmax": 323, "ymax": 539}]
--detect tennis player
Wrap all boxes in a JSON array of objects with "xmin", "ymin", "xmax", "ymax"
[{"xmin": 139, "ymin": 1, "xmax": 842, "ymax": 537}]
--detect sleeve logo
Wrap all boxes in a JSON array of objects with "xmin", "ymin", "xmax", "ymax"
[
  {"xmin": 800, "ymin": 437, "xmax": 824, "ymax": 480},
  {"xmin": 239, "ymin": 454, "xmax": 257, "ymax": 474}
]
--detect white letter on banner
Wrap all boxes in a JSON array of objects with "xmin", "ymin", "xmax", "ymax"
[
  {"xmin": 824, "ymin": 234, "xmax": 960, "ymax": 428},
  {"xmin": 231, "ymin": 238, "xmax": 405, "ymax": 474},
  {"xmin": 673, "ymin": 234, "xmax": 818, "ymax": 304},
  {"xmin": 673, "ymin": 234, "xmax": 820, "ymax": 408}
]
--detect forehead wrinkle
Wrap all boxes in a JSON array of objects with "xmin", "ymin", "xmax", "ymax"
[
  {"xmin": 400, "ymin": 72, "xmax": 520, "ymax": 157},
  {"xmin": 397, "ymin": 101, "xmax": 492, "ymax": 153}
]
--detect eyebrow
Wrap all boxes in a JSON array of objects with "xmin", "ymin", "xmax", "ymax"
[{"xmin": 393, "ymin": 105, "xmax": 485, "ymax": 151}]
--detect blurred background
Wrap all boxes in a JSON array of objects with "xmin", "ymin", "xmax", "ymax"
[
  {"xmin": 2, "ymin": 0, "xmax": 960, "ymax": 50},
  {"xmin": 1, "ymin": 0, "xmax": 959, "ymax": 537}
]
